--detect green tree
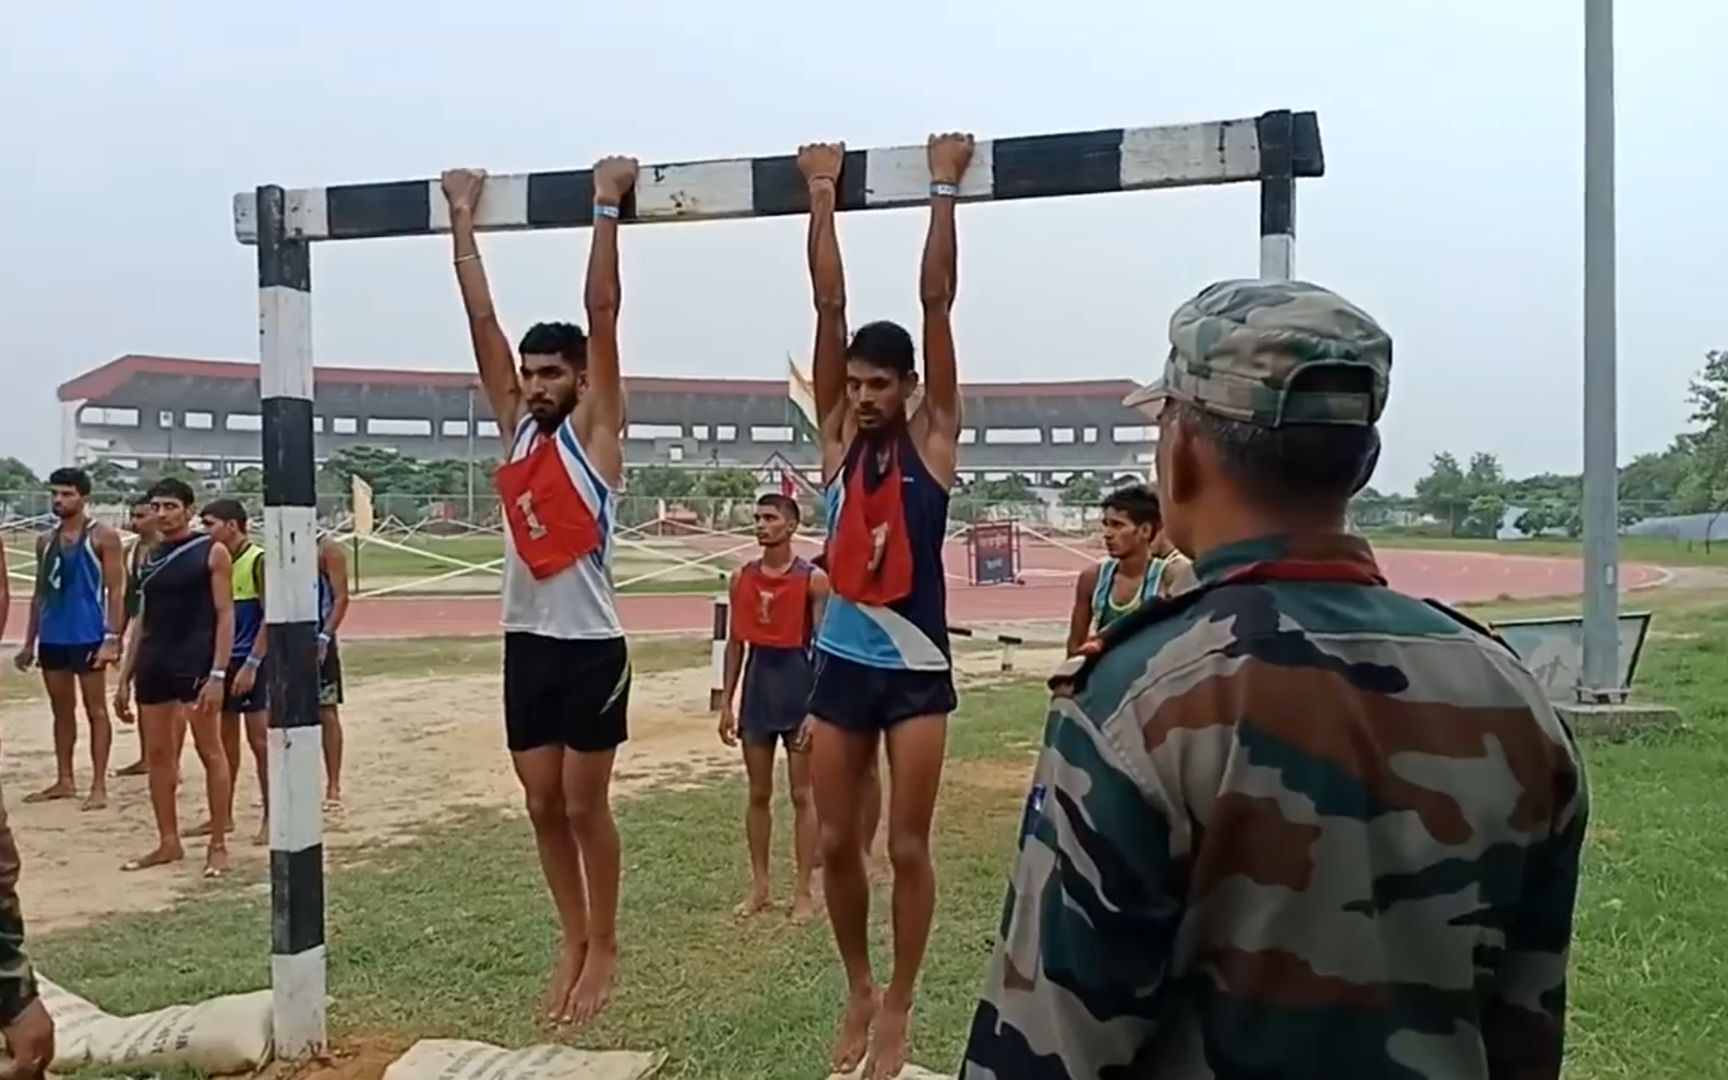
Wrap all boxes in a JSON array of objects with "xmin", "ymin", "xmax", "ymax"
[
  {"xmin": 229, "ymin": 467, "xmax": 265, "ymax": 496},
  {"xmin": 84, "ymin": 459, "xmax": 132, "ymax": 494},
  {"xmin": 1413, "ymin": 453, "xmax": 1468, "ymax": 535},
  {"xmin": 969, "ymin": 475, "xmax": 1036, "ymax": 505},
  {"xmin": 1059, "ymin": 474, "xmax": 1104, "ymax": 507},
  {"xmin": 140, "ymin": 459, "xmax": 204, "ymax": 491},
  {"xmin": 0, "ymin": 457, "xmax": 39, "ymax": 491},
  {"xmin": 629, "ymin": 464, "xmax": 696, "ymax": 500},
  {"xmin": 1459, "ymin": 452, "xmax": 1508, "ymax": 538},
  {"xmin": 695, "ymin": 467, "xmax": 758, "ymax": 500}
]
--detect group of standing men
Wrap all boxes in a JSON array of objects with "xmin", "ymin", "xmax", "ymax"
[{"xmin": 0, "ymin": 471, "xmax": 351, "ymax": 879}]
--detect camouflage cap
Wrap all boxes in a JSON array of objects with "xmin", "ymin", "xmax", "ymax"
[{"xmin": 1123, "ymin": 278, "xmax": 1391, "ymax": 426}]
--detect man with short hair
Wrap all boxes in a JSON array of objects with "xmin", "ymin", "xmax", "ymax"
[
  {"xmin": 798, "ymin": 132, "xmax": 973, "ymax": 1080},
  {"xmin": 114, "ymin": 495, "xmax": 158, "ymax": 778},
  {"xmin": 1064, "ymin": 483, "xmax": 1172, "ymax": 655},
  {"xmin": 440, "ymin": 154, "xmax": 637, "ymax": 1028},
  {"xmin": 718, "ymin": 493, "xmax": 830, "ymax": 923},
  {"xmin": 13, "ymin": 467, "xmax": 125, "ymax": 810},
  {"xmin": 316, "ymin": 536, "xmax": 350, "ymax": 808},
  {"xmin": 116, "ymin": 478, "xmax": 235, "ymax": 878},
  {"xmin": 198, "ymin": 499, "xmax": 269, "ymax": 845},
  {"xmin": 963, "ymin": 279, "xmax": 1588, "ymax": 1079}
]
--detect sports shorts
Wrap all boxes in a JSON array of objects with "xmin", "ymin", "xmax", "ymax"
[
  {"xmin": 319, "ymin": 642, "xmax": 344, "ymax": 707},
  {"xmin": 807, "ymin": 650, "xmax": 956, "ymax": 733},
  {"xmin": 221, "ymin": 656, "xmax": 269, "ymax": 715},
  {"xmin": 38, "ymin": 642, "xmax": 103, "ymax": 676},
  {"xmin": 739, "ymin": 645, "xmax": 814, "ymax": 750},
  {"xmin": 503, "ymin": 632, "xmax": 629, "ymax": 754},
  {"xmin": 134, "ymin": 666, "xmax": 207, "ymax": 708}
]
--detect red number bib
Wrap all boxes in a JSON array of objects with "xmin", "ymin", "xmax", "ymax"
[{"xmin": 493, "ymin": 434, "xmax": 602, "ymax": 581}]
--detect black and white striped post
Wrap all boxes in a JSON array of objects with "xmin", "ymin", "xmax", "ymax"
[
  {"xmin": 233, "ymin": 108, "xmax": 1324, "ymax": 1060},
  {"xmin": 255, "ymin": 185, "xmax": 326, "ymax": 1058},
  {"xmin": 709, "ymin": 596, "xmax": 729, "ymax": 712}
]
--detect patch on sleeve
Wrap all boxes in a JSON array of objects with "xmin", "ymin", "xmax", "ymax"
[{"xmin": 1019, "ymin": 783, "xmax": 1048, "ymax": 841}]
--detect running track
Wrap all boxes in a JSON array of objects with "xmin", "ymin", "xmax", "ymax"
[{"xmin": 6, "ymin": 545, "xmax": 1664, "ymax": 643}]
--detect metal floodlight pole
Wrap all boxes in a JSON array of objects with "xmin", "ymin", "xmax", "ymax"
[{"xmin": 1581, "ymin": 0, "xmax": 1620, "ymax": 698}]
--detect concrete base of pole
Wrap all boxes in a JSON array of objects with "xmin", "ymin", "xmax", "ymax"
[{"xmin": 1556, "ymin": 701, "xmax": 1681, "ymax": 739}]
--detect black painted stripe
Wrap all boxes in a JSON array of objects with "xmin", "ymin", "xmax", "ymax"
[
  {"xmin": 1291, "ymin": 111, "xmax": 1325, "ymax": 178},
  {"xmin": 327, "ymin": 180, "xmax": 431, "ymax": 240},
  {"xmin": 271, "ymin": 845, "xmax": 325, "ymax": 954},
  {"xmin": 527, "ymin": 169, "xmax": 596, "ymax": 228},
  {"xmin": 750, "ymin": 148, "xmax": 869, "ymax": 216},
  {"xmin": 267, "ymin": 621, "xmax": 321, "ymax": 729},
  {"xmin": 991, "ymin": 129, "xmax": 1125, "ymax": 201},
  {"xmin": 1257, "ymin": 111, "xmax": 1296, "ymax": 238},
  {"xmin": 256, "ymin": 186, "xmax": 310, "ymax": 290},
  {"xmin": 712, "ymin": 598, "xmax": 729, "ymax": 640},
  {"xmin": 261, "ymin": 398, "xmax": 317, "ymax": 508}
]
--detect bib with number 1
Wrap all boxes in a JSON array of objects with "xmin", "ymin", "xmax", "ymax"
[{"xmin": 493, "ymin": 431, "xmax": 603, "ymax": 581}]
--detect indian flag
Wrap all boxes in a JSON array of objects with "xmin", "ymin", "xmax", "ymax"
[{"xmin": 787, "ymin": 353, "xmax": 924, "ymax": 423}]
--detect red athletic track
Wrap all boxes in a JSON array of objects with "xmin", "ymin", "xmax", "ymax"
[{"xmin": 6, "ymin": 543, "xmax": 1665, "ymax": 643}]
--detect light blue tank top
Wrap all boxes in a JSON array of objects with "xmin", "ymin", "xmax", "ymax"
[
  {"xmin": 1091, "ymin": 556, "xmax": 1164, "ymax": 634},
  {"xmin": 38, "ymin": 524, "xmax": 106, "ymax": 647}
]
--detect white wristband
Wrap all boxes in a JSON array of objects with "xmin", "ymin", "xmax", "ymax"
[{"xmin": 209, "ymin": 669, "xmax": 227, "ymax": 681}]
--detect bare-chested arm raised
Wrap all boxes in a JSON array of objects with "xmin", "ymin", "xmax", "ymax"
[
  {"xmin": 577, "ymin": 156, "xmax": 638, "ymax": 490},
  {"xmin": 798, "ymin": 142, "xmax": 850, "ymax": 483},
  {"xmin": 441, "ymin": 169, "xmax": 522, "ymax": 450},
  {"xmin": 913, "ymin": 133, "xmax": 974, "ymax": 492}
]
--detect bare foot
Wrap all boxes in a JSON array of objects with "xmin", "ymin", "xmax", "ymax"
[
  {"xmin": 830, "ymin": 986, "xmax": 879, "ymax": 1075},
  {"xmin": 122, "ymin": 844, "xmax": 183, "ymax": 871},
  {"xmin": 863, "ymin": 997, "xmax": 912, "ymax": 1080},
  {"xmin": 733, "ymin": 882, "xmax": 772, "ymax": 918},
  {"xmin": 560, "ymin": 944, "xmax": 616, "ymax": 1028},
  {"xmin": 115, "ymin": 760, "xmax": 147, "ymax": 778},
  {"xmin": 544, "ymin": 943, "xmax": 586, "ymax": 1024},
  {"xmin": 24, "ymin": 782, "xmax": 76, "ymax": 804},
  {"xmin": 204, "ymin": 845, "xmax": 231, "ymax": 879},
  {"xmin": 81, "ymin": 788, "xmax": 108, "ymax": 812},
  {"xmin": 184, "ymin": 819, "xmax": 214, "ymax": 838},
  {"xmin": 324, "ymin": 790, "xmax": 344, "ymax": 812},
  {"xmin": 790, "ymin": 890, "xmax": 818, "ymax": 925}
]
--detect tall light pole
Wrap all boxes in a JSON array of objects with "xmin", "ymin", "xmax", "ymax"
[
  {"xmin": 1581, "ymin": 0, "xmax": 1619, "ymax": 698},
  {"xmin": 465, "ymin": 386, "xmax": 477, "ymax": 521}
]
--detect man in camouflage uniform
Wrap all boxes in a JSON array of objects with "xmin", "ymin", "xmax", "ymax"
[
  {"xmin": 0, "ymin": 781, "xmax": 53, "ymax": 1079},
  {"xmin": 961, "ymin": 279, "xmax": 1588, "ymax": 1079}
]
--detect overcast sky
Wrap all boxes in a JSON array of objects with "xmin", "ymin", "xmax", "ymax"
[{"xmin": 4, "ymin": 1, "xmax": 1721, "ymax": 492}]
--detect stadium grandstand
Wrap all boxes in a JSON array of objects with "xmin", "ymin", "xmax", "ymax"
[{"xmin": 58, "ymin": 354, "xmax": 1157, "ymax": 487}]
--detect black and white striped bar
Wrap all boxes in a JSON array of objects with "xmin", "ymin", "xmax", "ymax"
[
  {"xmin": 256, "ymin": 184, "xmax": 327, "ymax": 1059},
  {"xmin": 1256, "ymin": 109, "xmax": 1298, "ymax": 279},
  {"xmin": 948, "ymin": 625, "xmax": 1029, "ymax": 673},
  {"xmin": 709, "ymin": 596, "xmax": 729, "ymax": 712},
  {"xmin": 233, "ymin": 112, "xmax": 1322, "ymax": 244}
]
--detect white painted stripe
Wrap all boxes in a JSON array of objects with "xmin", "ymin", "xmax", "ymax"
[
  {"xmin": 638, "ymin": 158, "xmax": 755, "ymax": 220},
  {"xmin": 287, "ymin": 187, "xmax": 329, "ymax": 240},
  {"xmin": 864, "ymin": 140, "xmax": 994, "ymax": 207},
  {"xmin": 270, "ymin": 945, "xmax": 328, "ymax": 1059},
  {"xmin": 710, "ymin": 638, "xmax": 726, "ymax": 690},
  {"xmin": 262, "ymin": 506, "xmax": 319, "ymax": 623},
  {"xmin": 1259, "ymin": 233, "xmax": 1295, "ymax": 280},
  {"xmin": 258, "ymin": 287, "xmax": 313, "ymax": 401},
  {"xmin": 427, "ymin": 173, "xmax": 530, "ymax": 233},
  {"xmin": 269, "ymin": 726, "xmax": 325, "ymax": 852},
  {"xmin": 1120, "ymin": 118, "xmax": 1261, "ymax": 189}
]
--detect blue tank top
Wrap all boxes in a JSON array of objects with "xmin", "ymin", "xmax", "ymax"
[
  {"xmin": 1091, "ymin": 555, "xmax": 1164, "ymax": 634},
  {"xmin": 317, "ymin": 564, "xmax": 335, "ymax": 635},
  {"xmin": 816, "ymin": 429, "xmax": 951, "ymax": 671},
  {"xmin": 38, "ymin": 524, "xmax": 106, "ymax": 647},
  {"xmin": 231, "ymin": 542, "xmax": 266, "ymax": 660}
]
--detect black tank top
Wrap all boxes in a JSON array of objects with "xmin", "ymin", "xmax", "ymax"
[{"xmin": 139, "ymin": 533, "xmax": 216, "ymax": 677}]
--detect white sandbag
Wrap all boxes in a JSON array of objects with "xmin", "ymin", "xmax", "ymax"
[
  {"xmin": 37, "ymin": 976, "xmax": 273, "ymax": 1075},
  {"xmin": 383, "ymin": 1039, "xmax": 666, "ymax": 1080}
]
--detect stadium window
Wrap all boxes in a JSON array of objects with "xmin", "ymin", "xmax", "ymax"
[
  {"xmin": 958, "ymin": 428, "xmax": 977, "ymax": 445},
  {"xmin": 1082, "ymin": 426, "xmax": 1099, "ymax": 444},
  {"xmin": 716, "ymin": 425, "xmax": 738, "ymax": 442},
  {"xmin": 668, "ymin": 445, "xmax": 685, "ymax": 462},
  {"xmin": 476, "ymin": 420, "xmax": 500, "ymax": 438},
  {"xmin": 367, "ymin": 417, "xmax": 433, "ymax": 437},
  {"xmin": 691, "ymin": 424, "xmax": 710, "ymax": 440},
  {"xmin": 751, "ymin": 425, "xmax": 794, "ymax": 443},
  {"xmin": 984, "ymin": 427, "xmax": 1042, "ymax": 445},
  {"xmin": 1112, "ymin": 425, "xmax": 1155, "ymax": 443},
  {"xmin": 332, "ymin": 417, "xmax": 358, "ymax": 435},
  {"xmin": 441, "ymin": 420, "xmax": 468, "ymax": 437},
  {"xmin": 225, "ymin": 413, "xmax": 262, "ymax": 432},
  {"xmin": 111, "ymin": 457, "xmax": 140, "ymax": 470},
  {"xmin": 311, "ymin": 416, "xmax": 325, "ymax": 433},
  {"xmin": 1050, "ymin": 427, "xmax": 1076, "ymax": 444},
  {"xmin": 79, "ymin": 406, "xmax": 139, "ymax": 427},
  {"xmin": 157, "ymin": 410, "xmax": 174, "ymax": 428},
  {"xmin": 628, "ymin": 422, "xmax": 684, "ymax": 440},
  {"xmin": 183, "ymin": 411, "xmax": 214, "ymax": 430}
]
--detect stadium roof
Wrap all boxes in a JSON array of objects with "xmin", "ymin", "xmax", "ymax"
[{"xmin": 59, "ymin": 354, "xmax": 1141, "ymax": 404}]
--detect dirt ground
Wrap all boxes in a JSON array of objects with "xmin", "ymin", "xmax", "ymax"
[{"xmin": 0, "ymin": 645, "xmax": 1062, "ymax": 934}]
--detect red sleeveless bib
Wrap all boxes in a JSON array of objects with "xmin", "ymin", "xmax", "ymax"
[
  {"xmin": 731, "ymin": 559, "xmax": 813, "ymax": 648},
  {"xmin": 826, "ymin": 438, "xmax": 914, "ymax": 606},
  {"xmin": 493, "ymin": 430, "xmax": 602, "ymax": 581}
]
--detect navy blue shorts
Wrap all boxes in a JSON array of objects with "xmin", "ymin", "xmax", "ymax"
[
  {"xmin": 807, "ymin": 650, "xmax": 956, "ymax": 733},
  {"xmin": 38, "ymin": 642, "xmax": 103, "ymax": 676},
  {"xmin": 740, "ymin": 646, "xmax": 814, "ymax": 748}
]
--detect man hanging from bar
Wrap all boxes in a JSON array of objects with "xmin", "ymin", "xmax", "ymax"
[
  {"xmin": 797, "ymin": 132, "xmax": 973, "ymax": 1080},
  {"xmin": 439, "ymin": 154, "xmax": 637, "ymax": 1029}
]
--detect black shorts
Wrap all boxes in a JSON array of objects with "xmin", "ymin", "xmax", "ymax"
[
  {"xmin": 319, "ymin": 642, "xmax": 344, "ymax": 708},
  {"xmin": 135, "ymin": 667, "xmax": 207, "ymax": 708},
  {"xmin": 222, "ymin": 657, "xmax": 268, "ymax": 715},
  {"xmin": 739, "ymin": 646, "xmax": 814, "ymax": 749},
  {"xmin": 38, "ymin": 642, "xmax": 102, "ymax": 676},
  {"xmin": 807, "ymin": 650, "xmax": 956, "ymax": 733},
  {"xmin": 503, "ymin": 633, "xmax": 629, "ymax": 754}
]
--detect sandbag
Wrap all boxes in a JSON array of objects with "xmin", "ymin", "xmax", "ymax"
[
  {"xmin": 38, "ymin": 976, "xmax": 273, "ymax": 1075},
  {"xmin": 383, "ymin": 1039, "xmax": 666, "ymax": 1080}
]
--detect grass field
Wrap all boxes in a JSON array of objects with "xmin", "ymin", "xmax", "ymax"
[
  {"xmin": 1365, "ymin": 531, "xmax": 1728, "ymax": 567},
  {"xmin": 23, "ymin": 587, "xmax": 1728, "ymax": 1078}
]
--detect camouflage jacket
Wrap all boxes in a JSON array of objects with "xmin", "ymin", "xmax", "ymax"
[
  {"xmin": 0, "ymin": 782, "xmax": 38, "ymax": 1027},
  {"xmin": 961, "ymin": 534, "xmax": 1588, "ymax": 1079}
]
